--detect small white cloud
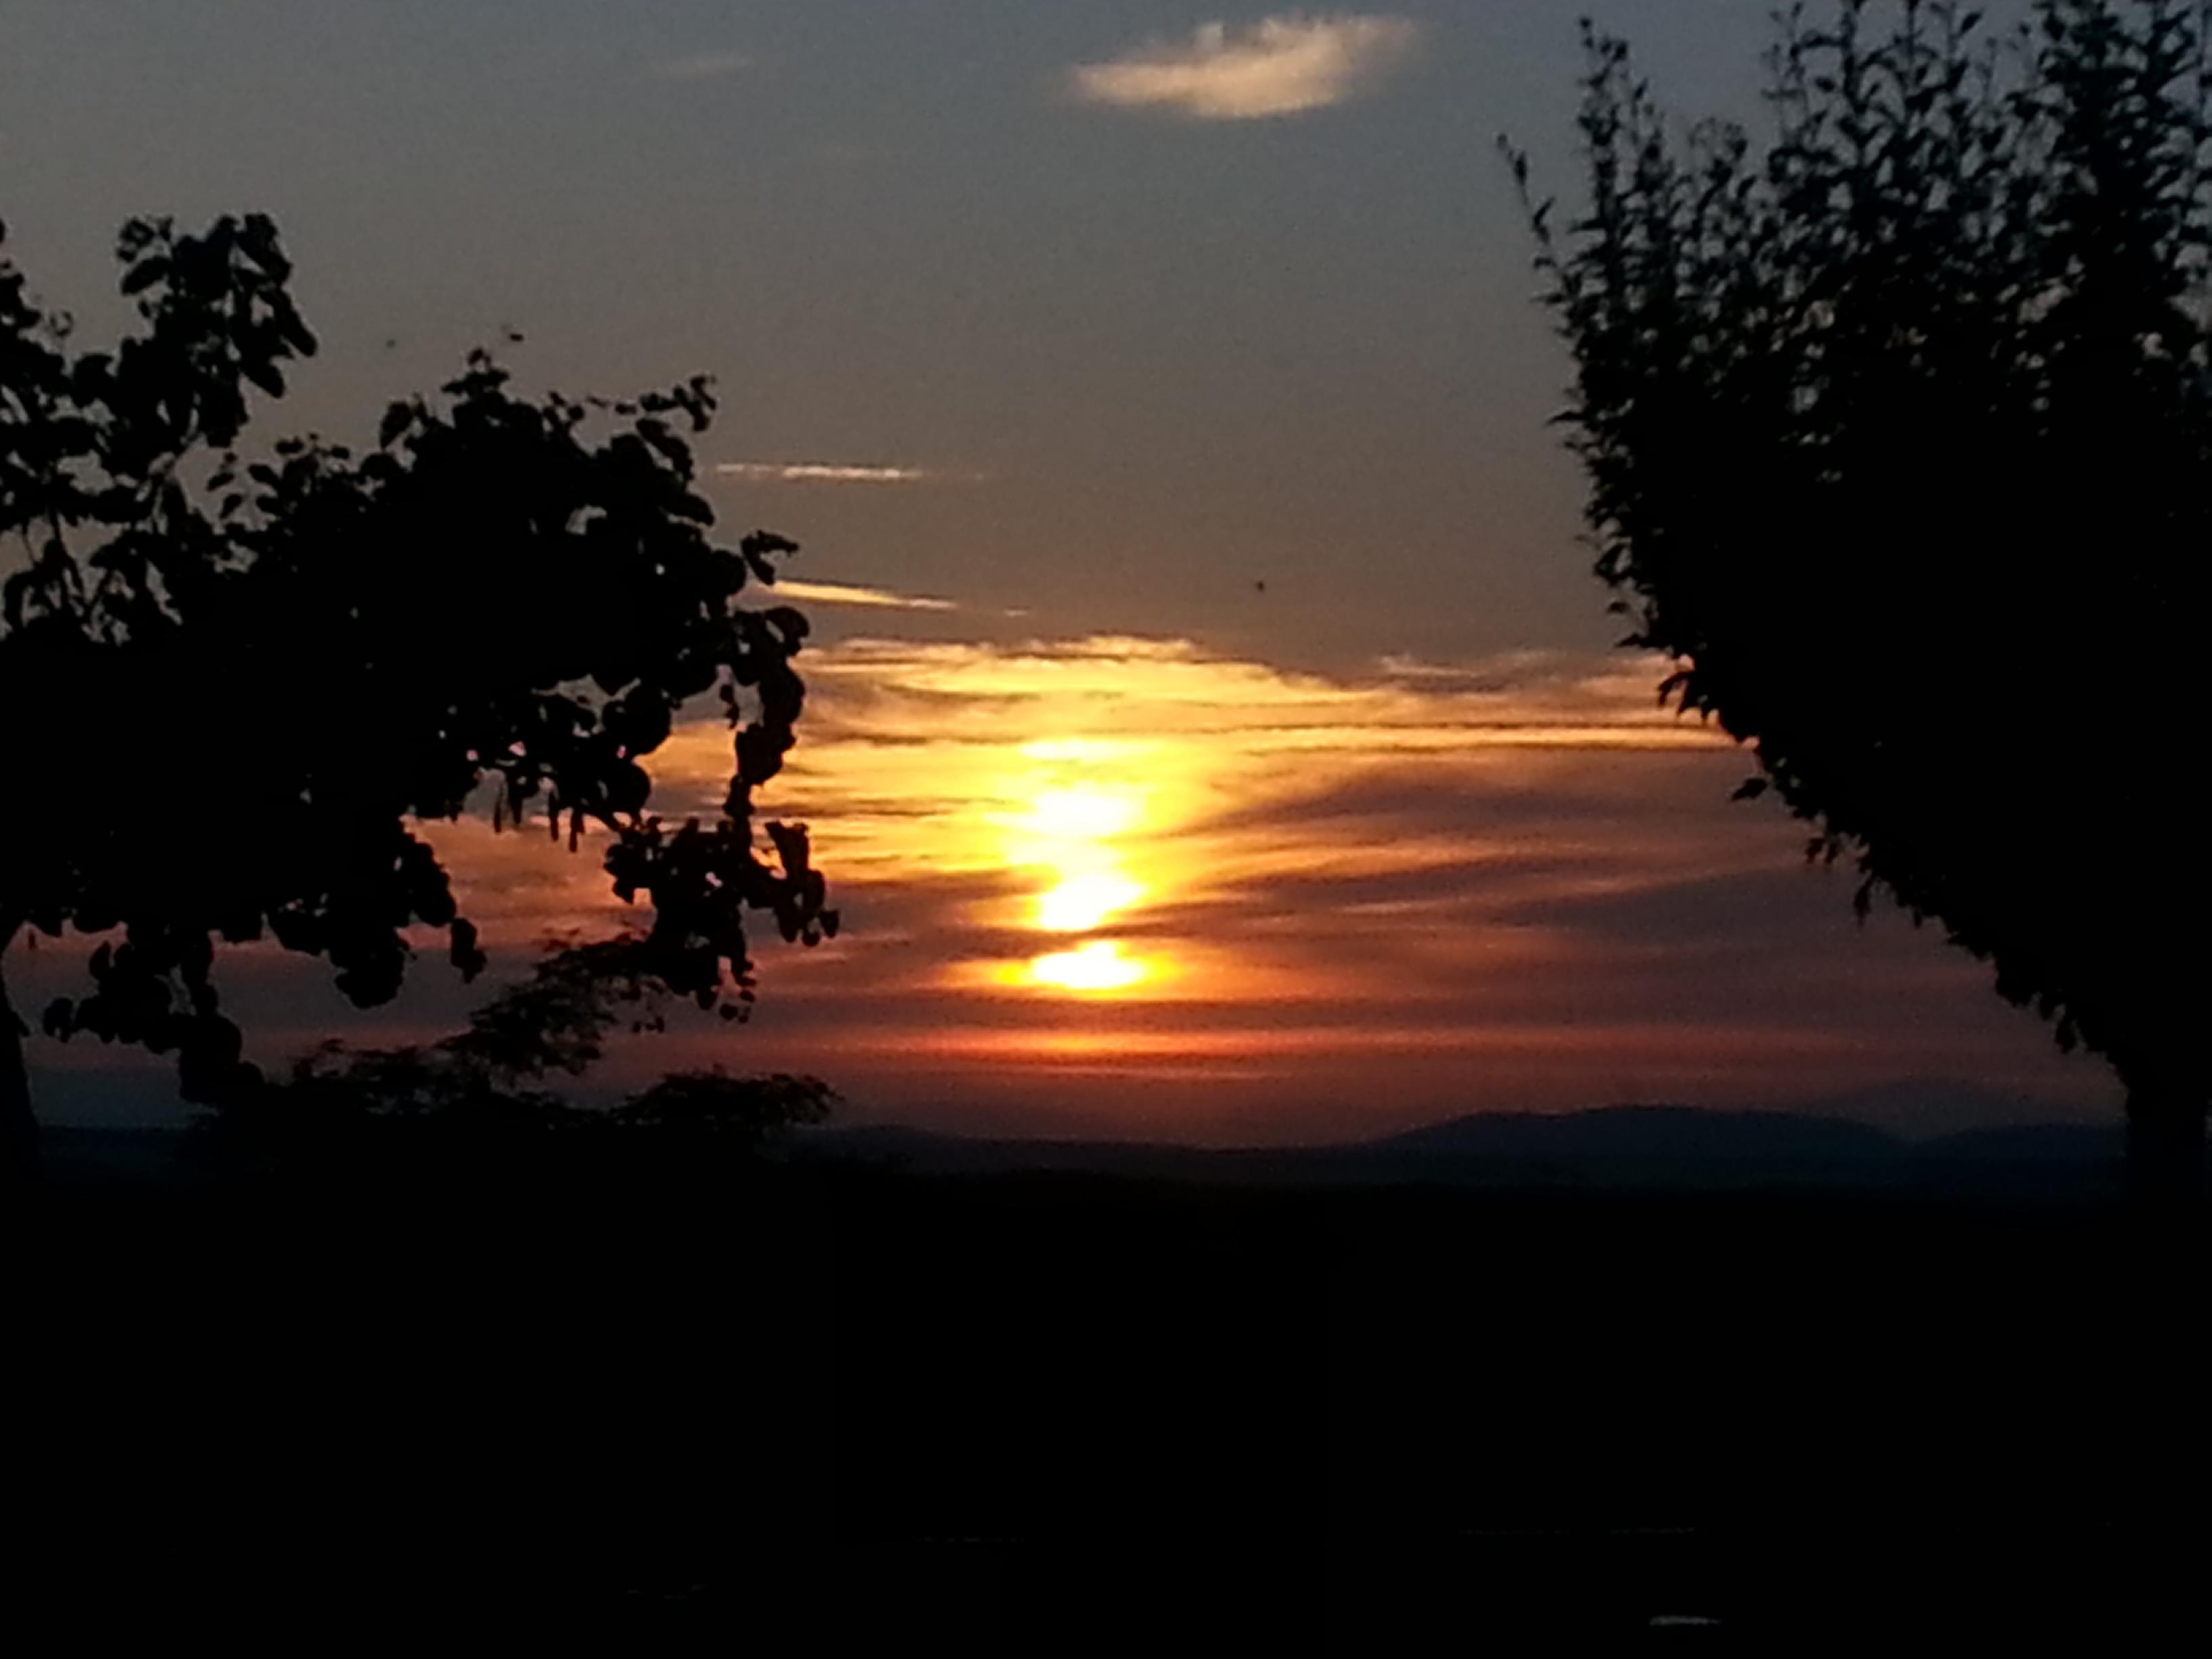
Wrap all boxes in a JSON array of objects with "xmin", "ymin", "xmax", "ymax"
[
  {"xmin": 771, "ymin": 579, "xmax": 959, "ymax": 614},
  {"xmin": 717, "ymin": 461, "xmax": 981, "ymax": 485},
  {"xmin": 653, "ymin": 50, "xmax": 752, "ymax": 81},
  {"xmin": 1071, "ymin": 14, "xmax": 1418, "ymax": 121}
]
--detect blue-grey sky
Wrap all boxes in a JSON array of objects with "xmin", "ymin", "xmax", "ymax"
[{"xmin": 0, "ymin": 2, "xmax": 1797, "ymax": 669}]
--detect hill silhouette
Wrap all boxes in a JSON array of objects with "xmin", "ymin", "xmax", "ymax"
[
  {"xmin": 775, "ymin": 1090, "xmax": 2129, "ymax": 1200},
  {"xmin": 42, "ymin": 1086, "xmax": 2129, "ymax": 1198}
]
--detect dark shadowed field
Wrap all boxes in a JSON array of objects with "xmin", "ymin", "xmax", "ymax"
[{"xmin": 18, "ymin": 1135, "xmax": 2205, "ymax": 1643}]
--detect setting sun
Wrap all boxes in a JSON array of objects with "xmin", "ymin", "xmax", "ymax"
[
  {"xmin": 1028, "ymin": 940, "xmax": 1149, "ymax": 993},
  {"xmin": 1036, "ymin": 870, "xmax": 1147, "ymax": 933},
  {"xmin": 998, "ymin": 769, "xmax": 1165, "ymax": 981}
]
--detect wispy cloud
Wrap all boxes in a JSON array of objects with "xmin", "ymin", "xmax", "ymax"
[
  {"xmin": 772, "ymin": 579, "xmax": 959, "ymax": 614},
  {"xmin": 651, "ymin": 50, "xmax": 752, "ymax": 81},
  {"xmin": 716, "ymin": 461, "xmax": 976, "ymax": 485},
  {"xmin": 1071, "ymin": 15, "xmax": 1419, "ymax": 120}
]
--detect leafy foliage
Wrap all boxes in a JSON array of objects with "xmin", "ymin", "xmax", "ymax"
[
  {"xmin": 0, "ymin": 214, "xmax": 835, "ymax": 1109},
  {"xmin": 1513, "ymin": 1, "xmax": 2212, "ymax": 1128}
]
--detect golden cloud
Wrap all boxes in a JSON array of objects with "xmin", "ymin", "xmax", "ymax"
[
  {"xmin": 770, "ymin": 579, "xmax": 960, "ymax": 613},
  {"xmin": 1071, "ymin": 16, "xmax": 1420, "ymax": 121}
]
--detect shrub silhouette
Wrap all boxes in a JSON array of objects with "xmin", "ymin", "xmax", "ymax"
[
  {"xmin": 203, "ymin": 937, "xmax": 837, "ymax": 1176},
  {"xmin": 1511, "ymin": 0, "xmax": 2210, "ymax": 1202},
  {"xmin": 0, "ymin": 215, "xmax": 835, "ymax": 1177}
]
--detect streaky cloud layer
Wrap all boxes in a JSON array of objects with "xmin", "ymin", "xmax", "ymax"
[
  {"xmin": 717, "ymin": 461, "xmax": 974, "ymax": 485},
  {"xmin": 23, "ymin": 636, "xmax": 2103, "ymax": 1141},
  {"xmin": 598, "ymin": 634, "xmax": 2105, "ymax": 1138},
  {"xmin": 771, "ymin": 579, "xmax": 960, "ymax": 613},
  {"xmin": 1071, "ymin": 15, "xmax": 1420, "ymax": 120}
]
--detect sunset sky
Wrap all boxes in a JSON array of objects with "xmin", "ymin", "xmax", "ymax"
[{"xmin": 1, "ymin": 1, "xmax": 2108, "ymax": 1139}]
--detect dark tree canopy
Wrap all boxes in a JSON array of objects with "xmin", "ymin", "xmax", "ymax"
[
  {"xmin": 1513, "ymin": 1, "xmax": 2210, "ymax": 1189},
  {"xmin": 0, "ymin": 213, "xmax": 835, "ymax": 1149}
]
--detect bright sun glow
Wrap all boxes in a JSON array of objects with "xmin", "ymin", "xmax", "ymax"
[
  {"xmin": 1021, "ymin": 787, "xmax": 1144, "ymax": 840},
  {"xmin": 996, "ymin": 775, "xmax": 1160, "ymax": 991},
  {"xmin": 1036, "ymin": 870, "xmax": 1147, "ymax": 933},
  {"xmin": 1029, "ymin": 941, "xmax": 1149, "ymax": 993}
]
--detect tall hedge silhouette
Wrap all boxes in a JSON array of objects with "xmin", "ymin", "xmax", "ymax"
[
  {"xmin": 0, "ymin": 214, "xmax": 835, "ymax": 1178},
  {"xmin": 1511, "ymin": 0, "xmax": 2209, "ymax": 1202}
]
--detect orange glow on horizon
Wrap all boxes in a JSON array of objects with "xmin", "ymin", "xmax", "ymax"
[
  {"xmin": 101, "ymin": 632, "xmax": 2091, "ymax": 1144},
  {"xmin": 618, "ymin": 635, "xmax": 1741, "ymax": 1036}
]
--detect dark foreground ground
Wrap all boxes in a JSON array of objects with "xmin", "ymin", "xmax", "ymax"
[{"xmin": 16, "ymin": 1139, "xmax": 2208, "ymax": 1644}]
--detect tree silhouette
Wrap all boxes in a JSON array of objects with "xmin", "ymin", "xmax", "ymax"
[
  {"xmin": 0, "ymin": 214, "xmax": 836, "ymax": 1179},
  {"xmin": 1511, "ymin": 0, "xmax": 2209, "ymax": 1203}
]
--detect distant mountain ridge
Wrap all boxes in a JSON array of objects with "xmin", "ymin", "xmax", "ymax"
[
  {"xmin": 791, "ymin": 1098, "xmax": 2129, "ymax": 1197},
  {"xmin": 1370, "ymin": 1103, "xmax": 1901, "ymax": 1162},
  {"xmin": 39, "ymin": 1088, "xmax": 2137, "ymax": 1197}
]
